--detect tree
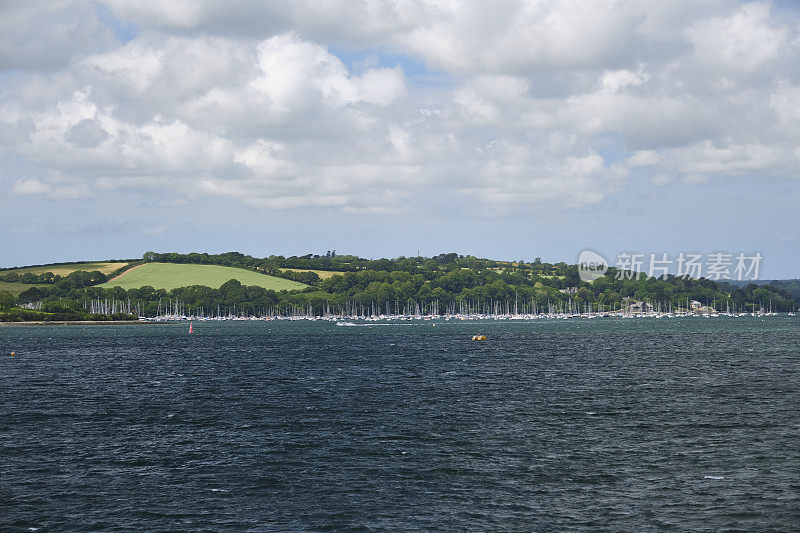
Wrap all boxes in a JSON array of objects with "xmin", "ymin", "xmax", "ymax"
[
  {"xmin": 17, "ymin": 286, "xmax": 44, "ymax": 303},
  {"xmin": 564, "ymin": 266, "xmax": 581, "ymax": 287},
  {"xmin": 0, "ymin": 290, "xmax": 15, "ymax": 310}
]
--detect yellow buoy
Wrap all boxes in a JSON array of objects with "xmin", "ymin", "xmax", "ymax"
[
  {"xmin": 10, "ymin": 352, "xmax": 15, "ymax": 356},
  {"xmin": 471, "ymin": 335, "xmax": 487, "ymax": 341}
]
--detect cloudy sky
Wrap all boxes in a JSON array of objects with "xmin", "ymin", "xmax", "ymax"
[{"xmin": 1, "ymin": 1, "xmax": 799, "ymax": 276}]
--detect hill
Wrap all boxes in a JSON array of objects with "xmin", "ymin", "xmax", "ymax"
[
  {"xmin": 0, "ymin": 280, "xmax": 49, "ymax": 297},
  {"xmin": 6, "ymin": 251, "xmax": 798, "ymax": 318},
  {"xmin": 724, "ymin": 279, "xmax": 800, "ymax": 300},
  {"xmin": 0, "ymin": 261, "xmax": 129, "ymax": 276},
  {"xmin": 99, "ymin": 262, "xmax": 307, "ymax": 291},
  {"xmin": 279, "ymin": 268, "xmax": 346, "ymax": 280},
  {"xmin": 0, "ymin": 261, "xmax": 130, "ymax": 296}
]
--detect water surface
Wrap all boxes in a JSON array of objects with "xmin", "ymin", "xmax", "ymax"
[{"xmin": 1, "ymin": 318, "xmax": 799, "ymax": 530}]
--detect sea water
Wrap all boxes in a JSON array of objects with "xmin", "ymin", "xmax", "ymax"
[{"xmin": 1, "ymin": 318, "xmax": 799, "ymax": 530}]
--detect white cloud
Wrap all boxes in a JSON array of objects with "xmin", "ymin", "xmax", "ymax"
[
  {"xmin": 1, "ymin": 0, "xmax": 799, "ymax": 222},
  {"xmin": 0, "ymin": 1, "xmax": 115, "ymax": 70},
  {"xmin": 685, "ymin": 2, "xmax": 789, "ymax": 76},
  {"xmin": 601, "ymin": 68, "xmax": 649, "ymax": 93},
  {"xmin": 108, "ymin": 0, "xmax": 205, "ymax": 29},
  {"xmin": 627, "ymin": 151, "xmax": 662, "ymax": 166},
  {"xmin": 672, "ymin": 141, "xmax": 789, "ymax": 177},
  {"xmin": 251, "ymin": 34, "xmax": 405, "ymax": 110},
  {"xmin": 12, "ymin": 177, "xmax": 93, "ymax": 200},
  {"xmin": 398, "ymin": 1, "xmax": 643, "ymax": 74},
  {"xmin": 101, "ymin": 0, "xmax": 426, "ymax": 45},
  {"xmin": 12, "ymin": 178, "xmax": 50, "ymax": 195},
  {"xmin": 234, "ymin": 140, "xmax": 294, "ymax": 177},
  {"xmin": 81, "ymin": 40, "xmax": 165, "ymax": 92}
]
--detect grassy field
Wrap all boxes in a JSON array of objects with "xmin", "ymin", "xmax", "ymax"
[
  {"xmin": 100, "ymin": 263, "xmax": 308, "ymax": 291},
  {"xmin": 1, "ymin": 262, "xmax": 129, "ymax": 276},
  {"xmin": 279, "ymin": 268, "xmax": 346, "ymax": 280},
  {"xmin": 0, "ymin": 280, "xmax": 49, "ymax": 297}
]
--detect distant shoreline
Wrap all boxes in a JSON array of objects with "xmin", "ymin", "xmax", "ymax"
[{"xmin": 0, "ymin": 320, "xmax": 162, "ymax": 327}]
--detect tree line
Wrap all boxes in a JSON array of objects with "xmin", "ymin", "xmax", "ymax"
[{"xmin": 2, "ymin": 251, "xmax": 795, "ymax": 319}]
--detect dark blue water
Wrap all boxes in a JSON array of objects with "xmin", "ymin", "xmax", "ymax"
[{"xmin": 1, "ymin": 318, "xmax": 799, "ymax": 531}]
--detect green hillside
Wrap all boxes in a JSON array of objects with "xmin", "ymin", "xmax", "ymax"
[
  {"xmin": 0, "ymin": 280, "xmax": 49, "ymax": 297},
  {"xmin": 99, "ymin": 262, "xmax": 307, "ymax": 291},
  {"xmin": 280, "ymin": 268, "xmax": 346, "ymax": 279},
  {"xmin": 6, "ymin": 251, "xmax": 798, "ymax": 317},
  {"xmin": 1, "ymin": 261, "xmax": 128, "ymax": 276},
  {"xmin": 0, "ymin": 261, "xmax": 130, "ymax": 296}
]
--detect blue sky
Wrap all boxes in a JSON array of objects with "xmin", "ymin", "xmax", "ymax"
[{"xmin": 1, "ymin": 1, "xmax": 798, "ymax": 277}]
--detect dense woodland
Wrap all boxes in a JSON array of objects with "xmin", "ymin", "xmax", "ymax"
[{"xmin": 0, "ymin": 251, "xmax": 797, "ymax": 321}]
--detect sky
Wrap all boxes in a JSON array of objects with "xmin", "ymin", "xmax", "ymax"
[{"xmin": 1, "ymin": 1, "xmax": 799, "ymax": 277}]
